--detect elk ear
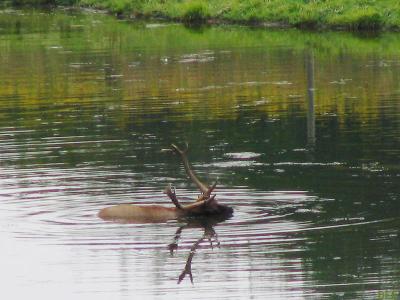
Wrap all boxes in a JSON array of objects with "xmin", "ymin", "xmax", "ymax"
[{"xmin": 205, "ymin": 194, "xmax": 217, "ymax": 204}]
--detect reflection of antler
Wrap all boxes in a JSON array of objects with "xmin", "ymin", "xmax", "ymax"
[
  {"xmin": 178, "ymin": 237, "xmax": 203, "ymax": 284},
  {"xmin": 168, "ymin": 221, "xmax": 220, "ymax": 284}
]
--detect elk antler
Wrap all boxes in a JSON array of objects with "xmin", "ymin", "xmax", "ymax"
[
  {"xmin": 164, "ymin": 184, "xmax": 183, "ymax": 210},
  {"xmin": 180, "ymin": 194, "xmax": 216, "ymax": 212},
  {"xmin": 164, "ymin": 184, "xmax": 217, "ymax": 213},
  {"xmin": 171, "ymin": 143, "xmax": 217, "ymax": 198},
  {"xmin": 201, "ymin": 179, "xmax": 218, "ymax": 200}
]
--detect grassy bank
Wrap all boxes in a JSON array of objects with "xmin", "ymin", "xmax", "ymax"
[
  {"xmin": 7, "ymin": 0, "xmax": 400, "ymax": 30},
  {"xmin": 4, "ymin": 0, "xmax": 76, "ymax": 5}
]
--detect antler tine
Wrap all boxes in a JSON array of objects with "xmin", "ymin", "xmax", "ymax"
[
  {"xmin": 164, "ymin": 184, "xmax": 183, "ymax": 210},
  {"xmin": 180, "ymin": 194, "xmax": 217, "ymax": 212},
  {"xmin": 204, "ymin": 178, "xmax": 218, "ymax": 198},
  {"xmin": 180, "ymin": 199, "xmax": 205, "ymax": 212},
  {"xmin": 171, "ymin": 143, "xmax": 188, "ymax": 155}
]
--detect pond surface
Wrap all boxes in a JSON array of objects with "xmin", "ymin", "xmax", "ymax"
[{"xmin": 0, "ymin": 8, "xmax": 399, "ymax": 300}]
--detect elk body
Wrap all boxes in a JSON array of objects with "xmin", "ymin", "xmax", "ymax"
[{"xmin": 98, "ymin": 144, "xmax": 233, "ymax": 223}]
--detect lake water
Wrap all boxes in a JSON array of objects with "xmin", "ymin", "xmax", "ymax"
[{"xmin": 0, "ymin": 8, "xmax": 399, "ymax": 300}]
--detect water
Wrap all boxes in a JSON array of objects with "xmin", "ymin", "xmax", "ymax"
[{"xmin": 0, "ymin": 8, "xmax": 399, "ymax": 299}]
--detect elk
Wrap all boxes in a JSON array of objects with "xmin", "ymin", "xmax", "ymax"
[{"xmin": 98, "ymin": 144, "xmax": 233, "ymax": 223}]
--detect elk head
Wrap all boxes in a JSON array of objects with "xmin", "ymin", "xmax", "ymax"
[{"xmin": 168, "ymin": 143, "xmax": 233, "ymax": 218}]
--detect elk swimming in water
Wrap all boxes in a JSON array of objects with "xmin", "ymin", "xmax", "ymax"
[{"xmin": 98, "ymin": 144, "xmax": 233, "ymax": 223}]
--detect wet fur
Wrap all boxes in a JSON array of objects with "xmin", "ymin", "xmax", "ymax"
[{"xmin": 98, "ymin": 202, "xmax": 233, "ymax": 223}]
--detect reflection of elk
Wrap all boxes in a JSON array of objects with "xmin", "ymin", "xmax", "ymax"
[
  {"xmin": 169, "ymin": 217, "xmax": 223, "ymax": 284},
  {"xmin": 98, "ymin": 144, "xmax": 233, "ymax": 223}
]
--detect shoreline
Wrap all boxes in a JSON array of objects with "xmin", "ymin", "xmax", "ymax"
[
  {"xmin": 3, "ymin": 1, "xmax": 400, "ymax": 32},
  {"xmin": 75, "ymin": 8, "xmax": 400, "ymax": 33},
  {"xmin": 77, "ymin": 0, "xmax": 400, "ymax": 32}
]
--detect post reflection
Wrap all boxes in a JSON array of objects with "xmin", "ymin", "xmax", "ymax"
[{"xmin": 306, "ymin": 50, "xmax": 316, "ymax": 150}]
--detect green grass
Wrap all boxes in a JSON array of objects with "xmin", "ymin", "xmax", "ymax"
[
  {"xmin": 8, "ymin": 0, "xmax": 400, "ymax": 30},
  {"xmin": 9, "ymin": 0, "xmax": 78, "ymax": 5}
]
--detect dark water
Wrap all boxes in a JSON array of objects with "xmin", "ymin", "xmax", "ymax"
[{"xmin": 0, "ymin": 8, "xmax": 399, "ymax": 299}]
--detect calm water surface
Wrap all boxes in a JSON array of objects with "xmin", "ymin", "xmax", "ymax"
[{"xmin": 0, "ymin": 8, "xmax": 399, "ymax": 300}]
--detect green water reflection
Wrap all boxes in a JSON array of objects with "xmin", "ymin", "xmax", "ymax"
[{"xmin": 0, "ymin": 8, "xmax": 399, "ymax": 299}]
